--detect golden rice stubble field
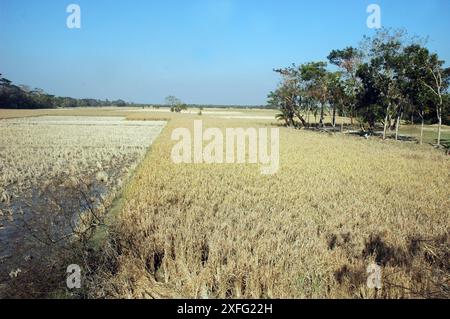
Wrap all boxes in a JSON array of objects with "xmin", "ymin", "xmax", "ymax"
[
  {"xmin": 0, "ymin": 109, "xmax": 448, "ymax": 299},
  {"xmin": 97, "ymin": 113, "xmax": 450, "ymax": 299}
]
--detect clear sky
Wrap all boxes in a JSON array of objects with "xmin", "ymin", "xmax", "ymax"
[{"xmin": 1, "ymin": 0, "xmax": 449, "ymax": 105}]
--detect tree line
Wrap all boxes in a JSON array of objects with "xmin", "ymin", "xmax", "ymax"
[
  {"xmin": 268, "ymin": 29, "xmax": 450, "ymax": 146},
  {"xmin": 0, "ymin": 74, "xmax": 129, "ymax": 109},
  {"xmin": 0, "ymin": 75, "xmax": 268, "ymax": 111}
]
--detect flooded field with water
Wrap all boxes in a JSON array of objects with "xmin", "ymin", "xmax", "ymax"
[{"xmin": 0, "ymin": 116, "xmax": 165, "ymax": 285}]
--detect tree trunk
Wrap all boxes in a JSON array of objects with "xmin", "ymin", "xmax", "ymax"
[
  {"xmin": 285, "ymin": 114, "xmax": 295, "ymax": 128},
  {"xmin": 383, "ymin": 108, "xmax": 389, "ymax": 140},
  {"xmin": 437, "ymin": 107, "xmax": 442, "ymax": 146},
  {"xmin": 420, "ymin": 116, "xmax": 424, "ymax": 145},
  {"xmin": 319, "ymin": 103, "xmax": 324, "ymax": 128},
  {"xmin": 395, "ymin": 112, "xmax": 402, "ymax": 141},
  {"xmin": 332, "ymin": 105, "xmax": 336, "ymax": 128},
  {"xmin": 294, "ymin": 110, "xmax": 307, "ymax": 127}
]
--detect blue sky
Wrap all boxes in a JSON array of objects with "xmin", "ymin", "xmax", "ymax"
[{"xmin": 1, "ymin": 0, "xmax": 449, "ymax": 105}]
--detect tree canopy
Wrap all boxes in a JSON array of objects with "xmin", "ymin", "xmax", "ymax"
[{"xmin": 268, "ymin": 28, "xmax": 450, "ymax": 145}]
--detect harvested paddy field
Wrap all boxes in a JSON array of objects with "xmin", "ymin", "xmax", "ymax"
[
  {"xmin": 0, "ymin": 109, "xmax": 448, "ymax": 299},
  {"xmin": 0, "ymin": 116, "xmax": 166, "ymax": 292},
  {"xmin": 96, "ymin": 114, "xmax": 450, "ymax": 299}
]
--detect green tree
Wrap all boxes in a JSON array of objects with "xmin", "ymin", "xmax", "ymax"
[
  {"xmin": 327, "ymin": 47, "xmax": 363, "ymax": 127},
  {"xmin": 326, "ymin": 71, "xmax": 346, "ymax": 129},
  {"xmin": 269, "ymin": 65, "xmax": 308, "ymax": 128},
  {"xmin": 357, "ymin": 29, "xmax": 407, "ymax": 138},
  {"xmin": 401, "ymin": 45, "xmax": 436, "ymax": 144},
  {"xmin": 166, "ymin": 95, "xmax": 187, "ymax": 112},
  {"xmin": 419, "ymin": 54, "xmax": 450, "ymax": 146},
  {"xmin": 299, "ymin": 62, "xmax": 329, "ymax": 127}
]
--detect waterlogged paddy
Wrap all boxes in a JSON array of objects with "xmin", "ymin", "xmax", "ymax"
[{"xmin": 0, "ymin": 116, "xmax": 166, "ymax": 273}]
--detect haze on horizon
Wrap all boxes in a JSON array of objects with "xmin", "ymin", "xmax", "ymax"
[{"xmin": 1, "ymin": 0, "xmax": 449, "ymax": 105}]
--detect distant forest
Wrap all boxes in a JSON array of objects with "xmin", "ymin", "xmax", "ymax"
[
  {"xmin": 0, "ymin": 73, "xmax": 129, "ymax": 109},
  {"xmin": 0, "ymin": 74, "xmax": 267, "ymax": 110}
]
